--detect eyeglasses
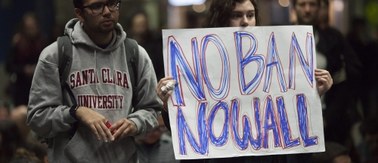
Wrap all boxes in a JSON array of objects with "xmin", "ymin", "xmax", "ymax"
[{"xmin": 82, "ymin": 0, "xmax": 121, "ymax": 15}]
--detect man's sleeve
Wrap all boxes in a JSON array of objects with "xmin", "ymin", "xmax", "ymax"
[
  {"xmin": 127, "ymin": 45, "xmax": 161, "ymax": 135},
  {"xmin": 27, "ymin": 42, "xmax": 76, "ymax": 138}
]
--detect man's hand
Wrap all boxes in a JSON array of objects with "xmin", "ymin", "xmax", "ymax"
[
  {"xmin": 75, "ymin": 106, "xmax": 114, "ymax": 142},
  {"xmin": 110, "ymin": 118, "xmax": 138, "ymax": 140}
]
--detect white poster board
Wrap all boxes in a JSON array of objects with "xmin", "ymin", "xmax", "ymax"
[{"xmin": 162, "ymin": 26, "xmax": 325, "ymax": 160}]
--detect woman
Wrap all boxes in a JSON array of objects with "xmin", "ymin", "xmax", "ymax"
[
  {"xmin": 158, "ymin": 0, "xmax": 332, "ymax": 111},
  {"xmin": 157, "ymin": 0, "xmax": 333, "ymax": 162}
]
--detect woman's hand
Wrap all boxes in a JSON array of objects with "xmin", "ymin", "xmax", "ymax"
[
  {"xmin": 315, "ymin": 69, "xmax": 333, "ymax": 96},
  {"xmin": 156, "ymin": 77, "xmax": 176, "ymax": 111}
]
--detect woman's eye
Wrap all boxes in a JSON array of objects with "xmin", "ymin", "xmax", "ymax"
[
  {"xmin": 231, "ymin": 13, "xmax": 242, "ymax": 19},
  {"xmin": 247, "ymin": 13, "xmax": 255, "ymax": 18}
]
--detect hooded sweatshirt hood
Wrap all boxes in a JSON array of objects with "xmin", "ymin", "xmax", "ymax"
[{"xmin": 64, "ymin": 18, "xmax": 127, "ymax": 52}]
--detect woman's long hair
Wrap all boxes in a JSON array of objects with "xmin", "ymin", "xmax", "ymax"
[{"xmin": 206, "ymin": 0, "xmax": 259, "ymax": 27}]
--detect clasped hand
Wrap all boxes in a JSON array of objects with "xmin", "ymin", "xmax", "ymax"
[{"xmin": 75, "ymin": 106, "xmax": 138, "ymax": 142}]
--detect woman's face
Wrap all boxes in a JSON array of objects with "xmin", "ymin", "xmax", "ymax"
[{"xmin": 229, "ymin": 0, "xmax": 256, "ymax": 27}]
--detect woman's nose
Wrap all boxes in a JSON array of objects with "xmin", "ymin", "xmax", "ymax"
[{"xmin": 240, "ymin": 15, "xmax": 249, "ymax": 27}]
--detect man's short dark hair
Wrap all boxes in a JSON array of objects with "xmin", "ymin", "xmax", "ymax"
[
  {"xmin": 73, "ymin": 0, "xmax": 84, "ymax": 8},
  {"xmin": 292, "ymin": 0, "xmax": 321, "ymax": 6}
]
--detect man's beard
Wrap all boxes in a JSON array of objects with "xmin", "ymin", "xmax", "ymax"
[
  {"xmin": 98, "ymin": 21, "xmax": 116, "ymax": 33},
  {"xmin": 298, "ymin": 18, "xmax": 316, "ymax": 25}
]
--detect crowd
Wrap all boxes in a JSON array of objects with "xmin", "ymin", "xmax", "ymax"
[{"xmin": 1, "ymin": 0, "xmax": 377, "ymax": 163}]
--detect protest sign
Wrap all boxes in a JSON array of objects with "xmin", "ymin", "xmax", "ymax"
[{"xmin": 162, "ymin": 26, "xmax": 324, "ymax": 159}]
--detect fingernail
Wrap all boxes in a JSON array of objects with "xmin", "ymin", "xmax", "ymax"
[{"xmin": 105, "ymin": 121, "xmax": 112, "ymax": 128}]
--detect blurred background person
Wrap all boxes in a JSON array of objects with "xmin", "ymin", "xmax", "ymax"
[
  {"xmin": 346, "ymin": 18, "xmax": 378, "ymax": 120},
  {"xmin": 9, "ymin": 147, "xmax": 41, "ymax": 163},
  {"xmin": 310, "ymin": 141, "xmax": 352, "ymax": 163},
  {"xmin": 0, "ymin": 104, "xmax": 48, "ymax": 163},
  {"xmin": 126, "ymin": 9, "xmax": 164, "ymax": 80},
  {"xmin": 0, "ymin": 119, "xmax": 29, "ymax": 162},
  {"xmin": 355, "ymin": 117, "xmax": 378, "ymax": 163},
  {"xmin": 11, "ymin": 105, "xmax": 39, "ymax": 146},
  {"xmin": 5, "ymin": 12, "xmax": 47, "ymax": 106},
  {"xmin": 0, "ymin": 119, "xmax": 46, "ymax": 163},
  {"xmin": 292, "ymin": 0, "xmax": 363, "ymax": 149}
]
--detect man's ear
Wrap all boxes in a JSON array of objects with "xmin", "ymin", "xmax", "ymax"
[{"xmin": 75, "ymin": 8, "xmax": 84, "ymax": 21}]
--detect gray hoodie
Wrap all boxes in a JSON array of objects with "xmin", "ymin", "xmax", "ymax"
[{"xmin": 27, "ymin": 18, "xmax": 161, "ymax": 163}]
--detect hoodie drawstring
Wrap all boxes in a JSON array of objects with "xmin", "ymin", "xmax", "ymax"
[{"xmin": 94, "ymin": 50, "xmax": 100, "ymax": 96}]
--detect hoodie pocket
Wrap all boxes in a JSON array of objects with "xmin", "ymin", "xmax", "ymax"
[
  {"xmin": 63, "ymin": 126, "xmax": 138, "ymax": 163},
  {"xmin": 63, "ymin": 127, "xmax": 92, "ymax": 162}
]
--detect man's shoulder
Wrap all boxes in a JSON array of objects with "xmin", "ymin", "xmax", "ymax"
[{"xmin": 38, "ymin": 41, "xmax": 59, "ymax": 64}]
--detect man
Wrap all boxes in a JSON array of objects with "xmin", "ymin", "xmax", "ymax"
[
  {"xmin": 27, "ymin": 0, "xmax": 161, "ymax": 162},
  {"xmin": 292, "ymin": 0, "xmax": 362, "ymax": 161}
]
